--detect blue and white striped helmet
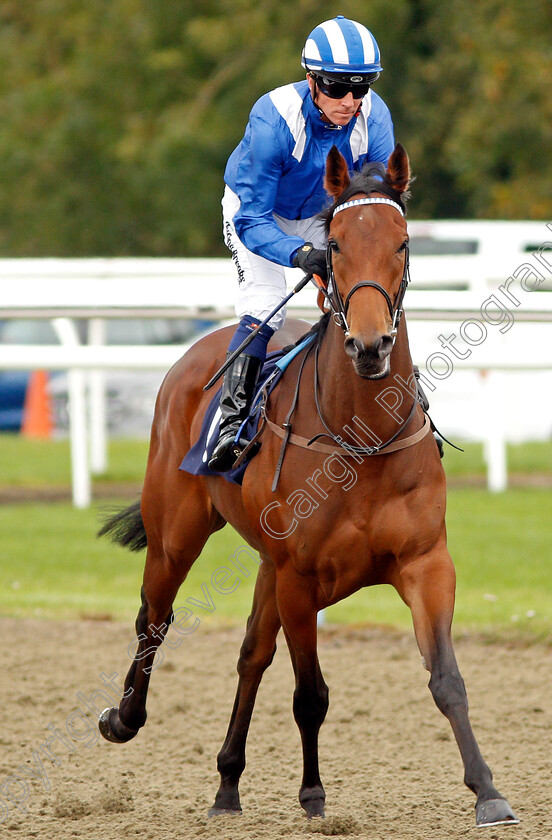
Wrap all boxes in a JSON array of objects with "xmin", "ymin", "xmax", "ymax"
[{"xmin": 301, "ymin": 15, "xmax": 382, "ymax": 82}]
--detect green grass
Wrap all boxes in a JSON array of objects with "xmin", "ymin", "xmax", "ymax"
[
  {"xmin": 0, "ymin": 435, "xmax": 149, "ymax": 486},
  {"xmin": 440, "ymin": 438, "xmax": 552, "ymax": 477},
  {"xmin": 0, "ymin": 435, "xmax": 550, "ymax": 640},
  {"xmin": 0, "ymin": 502, "xmax": 258, "ymax": 622},
  {"xmin": 0, "ymin": 488, "xmax": 550, "ymax": 642},
  {"xmin": 0, "ymin": 435, "xmax": 551, "ymax": 487}
]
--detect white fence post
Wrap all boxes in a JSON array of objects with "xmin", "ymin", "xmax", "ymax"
[
  {"xmin": 484, "ymin": 433, "xmax": 508, "ymax": 493},
  {"xmin": 53, "ymin": 318, "xmax": 91, "ymax": 508},
  {"xmin": 68, "ymin": 369, "xmax": 91, "ymax": 508},
  {"xmin": 482, "ymin": 370, "xmax": 508, "ymax": 493},
  {"xmin": 88, "ymin": 318, "xmax": 107, "ymax": 475}
]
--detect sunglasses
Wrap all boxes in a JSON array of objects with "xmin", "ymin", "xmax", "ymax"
[{"xmin": 311, "ymin": 73, "xmax": 374, "ymax": 100}]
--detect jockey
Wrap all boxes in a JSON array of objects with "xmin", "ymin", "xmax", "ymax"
[{"xmin": 208, "ymin": 15, "xmax": 395, "ymax": 471}]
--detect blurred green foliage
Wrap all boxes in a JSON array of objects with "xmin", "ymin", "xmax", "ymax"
[{"xmin": 0, "ymin": 0, "xmax": 550, "ymax": 256}]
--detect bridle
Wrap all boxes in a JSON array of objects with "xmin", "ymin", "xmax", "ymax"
[
  {"xmin": 306, "ymin": 194, "xmax": 418, "ymax": 456},
  {"xmin": 319, "ymin": 196, "xmax": 411, "ymax": 342}
]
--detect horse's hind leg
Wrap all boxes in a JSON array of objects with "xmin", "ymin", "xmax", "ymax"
[
  {"xmin": 99, "ymin": 478, "xmax": 222, "ymax": 744},
  {"xmin": 210, "ymin": 557, "xmax": 281, "ymax": 815},
  {"xmin": 396, "ymin": 548, "xmax": 518, "ymax": 827}
]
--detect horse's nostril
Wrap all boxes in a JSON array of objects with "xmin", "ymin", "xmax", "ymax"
[
  {"xmin": 377, "ymin": 334, "xmax": 394, "ymax": 359},
  {"xmin": 344, "ymin": 336, "xmax": 365, "ymax": 359}
]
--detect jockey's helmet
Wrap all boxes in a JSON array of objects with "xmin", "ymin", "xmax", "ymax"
[{"xmin": 301, "ymin": 15, "xmax": 382, "ymax": 92}]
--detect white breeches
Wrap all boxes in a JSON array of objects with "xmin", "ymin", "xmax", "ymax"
[{"xmin": 222, "ymin": 186, "xmax": 326, "ymax": 331}]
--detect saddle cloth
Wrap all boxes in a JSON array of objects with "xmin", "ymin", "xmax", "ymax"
[{"xmin": 179, "ymin": 335, "xmax": 315, "ymax": 486}]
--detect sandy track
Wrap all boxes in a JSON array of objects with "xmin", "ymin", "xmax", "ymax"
[{"xmin": 2, "ymin": 617, "xmax": 550, "ymax": 839}]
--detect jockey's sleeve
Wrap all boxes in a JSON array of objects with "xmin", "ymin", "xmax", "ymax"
[
  {"xmin": 368, "ymin": 102, "xmax": 395, "ymax": 164},
  {"xmin": 230, "ymin": 114, "xmax": 304, "ymax": 268}
]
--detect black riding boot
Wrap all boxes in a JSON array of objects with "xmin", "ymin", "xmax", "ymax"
[{"xmin": 208, "ymin": 352, "xmax": 263, "ymax": 472}]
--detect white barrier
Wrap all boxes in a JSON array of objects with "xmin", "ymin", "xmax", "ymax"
[
  {"xmin": 1, "ymin": 218, "xmax": 551, "ymax": 317},
  {"xmin": 1, "ymin": 319, "xmax": 551, "ymax": 507},
  {"xmin": 1, "ymin": 227, "xmax": 551, "ymax": 507}
]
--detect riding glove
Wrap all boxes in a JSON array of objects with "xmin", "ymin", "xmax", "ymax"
[{"xmin": 292, "ymin": 242, "xmax": 327, "ymax": 281}]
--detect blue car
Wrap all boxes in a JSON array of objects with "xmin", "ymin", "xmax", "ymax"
[{"xmin": 0, "ymin": 370, "xmax": 30, "ymax": 431}]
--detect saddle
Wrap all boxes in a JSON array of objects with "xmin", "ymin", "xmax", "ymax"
[{"xmin": 179, "ymin": 333, "xmax": 317, "ymax": 486}]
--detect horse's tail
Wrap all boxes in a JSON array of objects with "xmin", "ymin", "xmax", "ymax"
[{"xmin": 98, "ymin": 501, "xmax": 147, "ymax": 552}]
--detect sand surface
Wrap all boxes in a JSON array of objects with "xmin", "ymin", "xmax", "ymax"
[{"xmin": 2, "ymin": 617, "xmax": 550, "ymax": 839}]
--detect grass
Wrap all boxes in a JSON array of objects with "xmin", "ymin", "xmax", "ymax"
[
  {"xmin": 439, "ymin": 438, "xmax": 552, "ymax": 477},
  {"xmin": 0, "ymin": 434, "xmax": 149, "ymax": 486},
  {"xmin": 0, "ymin": 435, "xmax": 550, "ymax": 640},
  {"xmin": 0, "ymin": 502, "xmax": 258, "ymax": 622},
  {"xmin": 0, "ymin": 435, "xmax": 551, "ymax": 487}
]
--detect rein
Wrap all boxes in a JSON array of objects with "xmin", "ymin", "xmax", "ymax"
[{"xmin": 263, "ymin": 336, "xmax": 431, "ymax": 490}]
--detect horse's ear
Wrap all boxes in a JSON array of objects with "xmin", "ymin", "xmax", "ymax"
[
  {"xmin": 386, "ymin": 143, "xmax": 411, "ymax": 194},
  {"xmin": 324, "ymin": 145, "xmax": 350, "ymax": 198}
]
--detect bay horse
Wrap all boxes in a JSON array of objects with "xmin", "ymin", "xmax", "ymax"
[{"xmin": 98, "ymin": 143, "xmax": 517, "ymax": 828}]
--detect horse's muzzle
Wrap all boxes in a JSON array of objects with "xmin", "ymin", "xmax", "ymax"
[{"xmin": 344, "ymin": 333, "xmax": 393, "ymax": 378}]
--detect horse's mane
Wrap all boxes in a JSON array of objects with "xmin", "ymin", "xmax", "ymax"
[{"xmin": 322, "ymin": 161, "xmax": 410, "ymax": 233}]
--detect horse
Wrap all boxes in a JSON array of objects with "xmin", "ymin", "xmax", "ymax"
[{"xmin": 98, "ymin": 143, "xmax": 518, "ymax": 828}]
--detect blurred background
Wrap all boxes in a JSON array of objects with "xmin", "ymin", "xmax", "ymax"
[{"xmin": 0, "ymin": 0, "xmax": 551, "ymax": 258}]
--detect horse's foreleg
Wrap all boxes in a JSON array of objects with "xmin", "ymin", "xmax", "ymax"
[
  {"xmin": 277, "ymin": 572, "xmax": 328, "ymax": 819},
  {"xmin": 210, "ymin": 559, "xmax": 281, "ymax": 816},
  {"xmin": 396, "ymin": 549, "xmax": 518, "ymax": 827}
]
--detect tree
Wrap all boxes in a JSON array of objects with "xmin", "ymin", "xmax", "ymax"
[
  {"xmin": 0, "ymin": 0, "xmax": 549, "ymax": 255},
  {"xmin": 396, "ymin": 0, "xmax": 552, "ymax": 218}
]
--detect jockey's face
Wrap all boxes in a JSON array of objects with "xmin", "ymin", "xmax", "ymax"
[{"xmin": 307, "ymin": 74, "xmax": 362, "ymax": 126}]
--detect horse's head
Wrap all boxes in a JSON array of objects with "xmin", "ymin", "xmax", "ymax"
[{"xmin": 323, "ymin": 143, "xmax": 411, "ymax": 379}]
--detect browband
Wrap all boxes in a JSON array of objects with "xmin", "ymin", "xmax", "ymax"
[{"xmin": 332, "ymin": 196, "xmax": 404, "ymax": 218}]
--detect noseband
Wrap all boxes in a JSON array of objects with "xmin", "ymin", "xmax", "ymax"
[{"xmin": 322, "ymin": 196, "xmax": 411, "ymax": 341}]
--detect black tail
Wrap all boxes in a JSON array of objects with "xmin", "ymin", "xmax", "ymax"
[{"xmin": 98, "ymin": 501, "xmax": 147, "ymax": 552}]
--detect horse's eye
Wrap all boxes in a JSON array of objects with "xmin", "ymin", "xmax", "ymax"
[
  {"xmin": 397, "ymin": 240, "xmax": 408, "ymax": 253},
  {"xmin": 329, "ymin": 240, "xmax": 340, "ymax": 253}
]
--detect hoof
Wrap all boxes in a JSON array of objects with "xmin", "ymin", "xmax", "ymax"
[
  {"xmin": 208, "ymin": 788, "xmax": 242, "ymax": 817},
  {"xmin": 304, "ymin": 801, "xmax": 325, "ymax": 819},
  {"xmin": 476, "ymin": 798, "xmax": 519, "ymax": 827},
  {"xmin": 98, "ymin": 707, "xmax": 139, "ymax": 744},
  {"xmin": 300, "ymin": 786, "xmax": 326, "ymax": 819},
  {"xmin": 208, "ymin": 806, "xmax": 242, "ymax": 817}
]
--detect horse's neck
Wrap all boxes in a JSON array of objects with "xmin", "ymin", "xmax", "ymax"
[{"xmin": 315, "ymin": 318, "xmax": 416, "ymax": 443}]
